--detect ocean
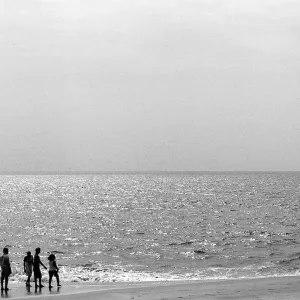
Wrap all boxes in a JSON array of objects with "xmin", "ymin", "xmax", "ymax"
[{"xmin": 1, "ymin": 172, "xmax": 300, "ymax": 283}]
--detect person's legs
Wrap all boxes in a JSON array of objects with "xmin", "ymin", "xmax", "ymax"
[
  {"xmin": 34, "ymin": 269, "xmax": 43, "ymax": 287},
  {"xmin": 55, "ymin": 273, "xmax": 60, "ymax": 286},
  {"xmin": 39, "ymin": 276, "xmax": 44, "ymax": 287},
  {"xmin": 26, "ymin": 274, "xmax": 31, "ymax": 286},
  {"xmin": 4, "ymin": 275, "xmax": 8, "ymax": 290},
  {"xmin": 1, "ymin": 275, "xmax": 4, "ymax": 290},
  {"xmin": 49, "ymin": 273, "xmax": 53, "ymax": 287}
]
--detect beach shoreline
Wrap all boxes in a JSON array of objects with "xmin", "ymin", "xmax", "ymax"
[{"xmin": 4, "ymin": 275, "xmax": 300, "ymax": 299}]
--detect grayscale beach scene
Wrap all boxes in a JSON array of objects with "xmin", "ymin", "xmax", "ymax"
[{"xmin": 1, "ymin": 0, "xmax": 299, "ymax": 299}]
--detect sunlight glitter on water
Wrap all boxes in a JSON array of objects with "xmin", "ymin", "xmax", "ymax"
[{"xmin": 1, "ymin": 173, "xmax": 300, "ymax": 282}]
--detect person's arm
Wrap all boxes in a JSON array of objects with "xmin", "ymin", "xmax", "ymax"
[
  {"xmin": 23, "ymin": 259, "xmax": 26, "ymax": 272},
  {"xmin": 38, "ymin": 256, "xmax": 47, "ymax": 269},
  {"xmin": 40, "ymin": 260, "xmax": 47, "ymax": 269}
]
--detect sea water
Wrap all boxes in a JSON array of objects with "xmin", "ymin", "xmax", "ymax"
[{"xmin": 1, "ymin": 172, "xmax": 300, "ymax": 283}]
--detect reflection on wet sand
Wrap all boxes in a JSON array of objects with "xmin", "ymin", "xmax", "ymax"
[{"xmin": 0, "ymin": 285, "xmax": 62, "ymax": 299}]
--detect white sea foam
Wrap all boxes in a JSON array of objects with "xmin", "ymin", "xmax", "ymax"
[{"xmin": 9, "ymin": 265, "xmax": 300, "ymax": 284}]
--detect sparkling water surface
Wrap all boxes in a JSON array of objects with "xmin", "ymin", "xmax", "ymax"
[{"xmin": 1, "ymin": 172, "xmax": 300, "ymax": 282}]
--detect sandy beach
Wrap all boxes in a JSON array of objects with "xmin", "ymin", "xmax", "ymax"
[{"xmin": 3, "ymin": 276, "xmax": 300, "ymax": 300}]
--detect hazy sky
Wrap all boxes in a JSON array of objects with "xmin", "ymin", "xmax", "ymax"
[{"xmin": 0, "ymin": 0, "xmax": 299, "ymax": 172}]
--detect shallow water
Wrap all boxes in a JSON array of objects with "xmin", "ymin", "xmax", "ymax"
[{"xmin": 1, "ymin": 172, "xmax": 300, "ymax": 282}]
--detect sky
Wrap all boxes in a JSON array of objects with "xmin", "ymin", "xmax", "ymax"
[{"xmin": 0, "ymin": 0, "xmax": 299, "ymax": 172}]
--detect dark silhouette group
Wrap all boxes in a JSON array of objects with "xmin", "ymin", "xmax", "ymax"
[{"xmin": 0, "ymin": 247, "xmax": 61, "ymax": 292}]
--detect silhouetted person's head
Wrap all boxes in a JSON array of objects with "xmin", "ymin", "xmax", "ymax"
[
  {"xmin": 3, "ymin": 248, "xmax": 8, "ymax": 254},
  {"xmin": 35, "ymin": 247, "xmax": 41, "ymax": 254},
  {"xmin": 48, "ymin": 254, "xmax": 56, "ymax": 261},
  {"xmin": 27, "ymin": 251, "xmax": 31, "ymax": 256}
]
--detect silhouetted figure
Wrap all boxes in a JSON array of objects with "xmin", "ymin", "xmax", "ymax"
[
  {"xmin": 33, "ymin": 248, "xmax": 47, "ymax": 288},
  {"xmin": 0, "ymin": 248, "xmax": 11, "ymax": 291},
  {"xmin": 24, "ymin": 251, "xmax": 34, "ymax": 287},
  {"xmin": 48, "ymin": 254, "xmax": 61, "ymax": 288}
]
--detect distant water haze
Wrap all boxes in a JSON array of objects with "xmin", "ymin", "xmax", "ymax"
[{"xmin": 0, "ymin": 0, "xmax": 299, "ymax": 172}]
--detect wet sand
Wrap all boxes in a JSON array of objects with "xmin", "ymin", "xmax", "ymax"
[{"xmin": 3, "ymin": 276, "xmax": 300, "ymax": 299}]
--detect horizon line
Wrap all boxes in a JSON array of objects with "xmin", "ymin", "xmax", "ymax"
[{"xmin": 0, "ymin": 170, "xmax": 300, "ymax": 175}]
